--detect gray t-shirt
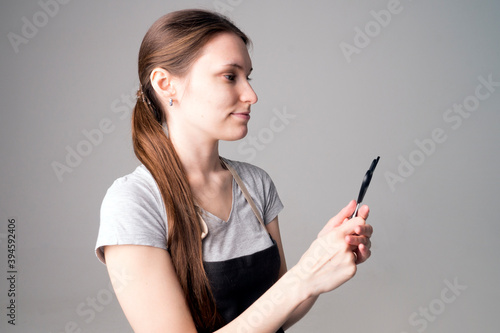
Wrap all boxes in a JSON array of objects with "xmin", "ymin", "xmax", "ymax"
[{"xmin": 95, "ymin": 158, "xmax": 284, "ymax": 264}]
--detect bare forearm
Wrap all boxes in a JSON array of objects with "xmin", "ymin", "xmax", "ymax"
[
  {"xmin": 282, "ymin": 295, "xmax": 319, "ymax": 331},
  {"xmin": 216, "ymin": 267, "xmax": 309, "ymax": 333}
]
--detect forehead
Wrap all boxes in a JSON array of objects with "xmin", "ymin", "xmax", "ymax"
[{"xmin": 194, "ymin": 32, "xmax": 252, "ymax": 71}]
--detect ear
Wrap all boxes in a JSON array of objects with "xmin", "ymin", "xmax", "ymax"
[{"xmin": 150, "ymin": 67, "xmax": 176, "ymax": 100}]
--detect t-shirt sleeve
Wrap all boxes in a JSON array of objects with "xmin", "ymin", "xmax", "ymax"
[
  {"xmin": 95, "ymin": 174, "xmax": 168, "ymax": 264},
  {"xmin": 261, "ymin": 170, "xmax": 284, "ymax": 225}
]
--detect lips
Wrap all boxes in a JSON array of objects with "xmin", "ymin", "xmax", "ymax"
[{"xmin": 231, "ymin": 111, "xmax": 251, "ymax": 119}]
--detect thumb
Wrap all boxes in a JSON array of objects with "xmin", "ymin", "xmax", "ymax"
[{"xmin": 318, "ymin": 200, "xmax": 356, "ymax": 238}]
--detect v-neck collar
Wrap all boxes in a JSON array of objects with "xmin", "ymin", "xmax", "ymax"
[{"xmin": 198, "ymin": 177, "xmax": 236, "ymax": 223}]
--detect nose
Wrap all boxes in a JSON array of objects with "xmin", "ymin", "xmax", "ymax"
[{"xmin": 240, "ymin": 81, "xmax": 258, "ymax": 105}]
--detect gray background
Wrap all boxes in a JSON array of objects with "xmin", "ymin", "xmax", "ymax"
[{"xmin": 1, "ymin": 0, "xmax": 499, "ymax": 332}]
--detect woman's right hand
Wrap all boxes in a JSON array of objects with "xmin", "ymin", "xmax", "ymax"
[{"xmin": 289, "ymin": 201, "xmax": 368, "ymax": 298}]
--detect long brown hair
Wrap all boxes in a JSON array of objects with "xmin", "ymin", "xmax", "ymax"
[{"xmin": 131, "ymin": 9, "xmax": 250, "ymax": 332}]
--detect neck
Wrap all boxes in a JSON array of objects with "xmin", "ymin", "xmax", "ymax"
[{"xmin": 168, "ymin": 127, "xmax": 223, "ymax": 182}]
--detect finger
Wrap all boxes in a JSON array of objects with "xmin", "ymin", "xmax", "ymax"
[
  {"xmin": 338, "ymin": 215, "xmax": 367, "ymax": 237},
  {"xmin": 318, "ymin": 200, "xmax": 356, "ymax": 237},
  {"xmin": 345, "ymin": 234, "xmax": 368, "ymax": 247},
  {"xmin": 357, "ymin": 205, "xmax": 370, "ymax": 220},
  {"xmin": 354, "ymin": 224, "xmax": 373, "ymax": 238},
  {"xmin": 355, "ymin": 243, "xmax": 371, "ymax": 264},
  {"xmin": 331, "ymin": 200, "xmax": 356, "ymax": 227}
]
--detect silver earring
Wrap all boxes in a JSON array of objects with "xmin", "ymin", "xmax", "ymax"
[{"xmin": 169, "ymin": 98, "xmax": 173, "ymax": 106}]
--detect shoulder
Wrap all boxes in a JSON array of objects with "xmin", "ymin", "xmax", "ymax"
[
  {"xmin": 104, "ymin": 165, "xmax": 162, "ymax": 203},
  {"xmin": 221, "ymin": 157, "xmax": 283, "ymax": 224},
  {"xmin": 101, "ymin": 164, "xmax": 166, "ymax": 230},
  {"xmin": 221, "ymin": 157, "xmax": 274, "ymax": 185},
  {"xmin": 96, "ymin": 165, "xmax": 167, "ymax": 263}
]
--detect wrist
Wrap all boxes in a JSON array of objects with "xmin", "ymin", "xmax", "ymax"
[{"xmin": 281, "ymin": 265, "xmax": 314, "ymax": 302}]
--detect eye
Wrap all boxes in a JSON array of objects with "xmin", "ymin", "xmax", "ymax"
[
  {"xmin": 224, "ymin": 74, "xmax": 236, "ymax": 81},
  {"xmin": 246, "ymin": 76, "xmax": 252, "ymax": 81}
]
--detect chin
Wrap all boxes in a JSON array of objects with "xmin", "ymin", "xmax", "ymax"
[{"xmin": 221, "ymin": 127, "xmax": 248, "ymax": 142}]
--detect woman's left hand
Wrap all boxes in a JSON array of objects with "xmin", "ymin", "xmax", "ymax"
[{"xmin": 318, "ymin": 200, "xmax": 373, "ymax": 264}]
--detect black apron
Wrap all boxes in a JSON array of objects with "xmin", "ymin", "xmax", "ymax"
[
  {"xmin": 200, "ymin": 159, "xmax": 285, "ymax": 333},
  {"xmin": 203, "ymin": 239, "xmax": 283, "ymax": 332}
]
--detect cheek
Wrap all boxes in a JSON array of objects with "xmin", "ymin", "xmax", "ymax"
[
  {"xmin": 183, "ymin": 74, "xmax": 239, "ymax": 115},
  {"xmin": 189, "ymin": 78, "xmax": 223, "ymax": 105},
  {"xmin": 215, "ymin": 85, "xmax": 240, "ymax": 107},
  {"xmin": 200, "ymin": 85, "xmax": 238, "ymax": 109}
]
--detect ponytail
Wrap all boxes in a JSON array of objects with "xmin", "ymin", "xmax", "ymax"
[{"xmin": 132, "ymin": 94, "xmax": 224, "ymax": 331}]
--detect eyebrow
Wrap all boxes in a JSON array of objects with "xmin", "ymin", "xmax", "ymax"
[{"xmin": 221, "ymin": 63, "xmax": 253, "ymax": 74}]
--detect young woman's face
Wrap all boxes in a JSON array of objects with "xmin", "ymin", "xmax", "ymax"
[{"xmin": 169, "ymin": 32, "xmax": 258, "ymax": 142}]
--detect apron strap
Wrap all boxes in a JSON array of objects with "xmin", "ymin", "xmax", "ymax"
[
  {"xmin": 196, "ymin": 158, "xmax": 266, "ymax": 239},
  {"xmin": 220, "ymin": 158, "xmax": 266, "ymax": 229}
]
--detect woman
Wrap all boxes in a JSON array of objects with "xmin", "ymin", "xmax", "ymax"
[{"xmin": 95, "ymin": 9, "xmax": 372, "ymax": 333}]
